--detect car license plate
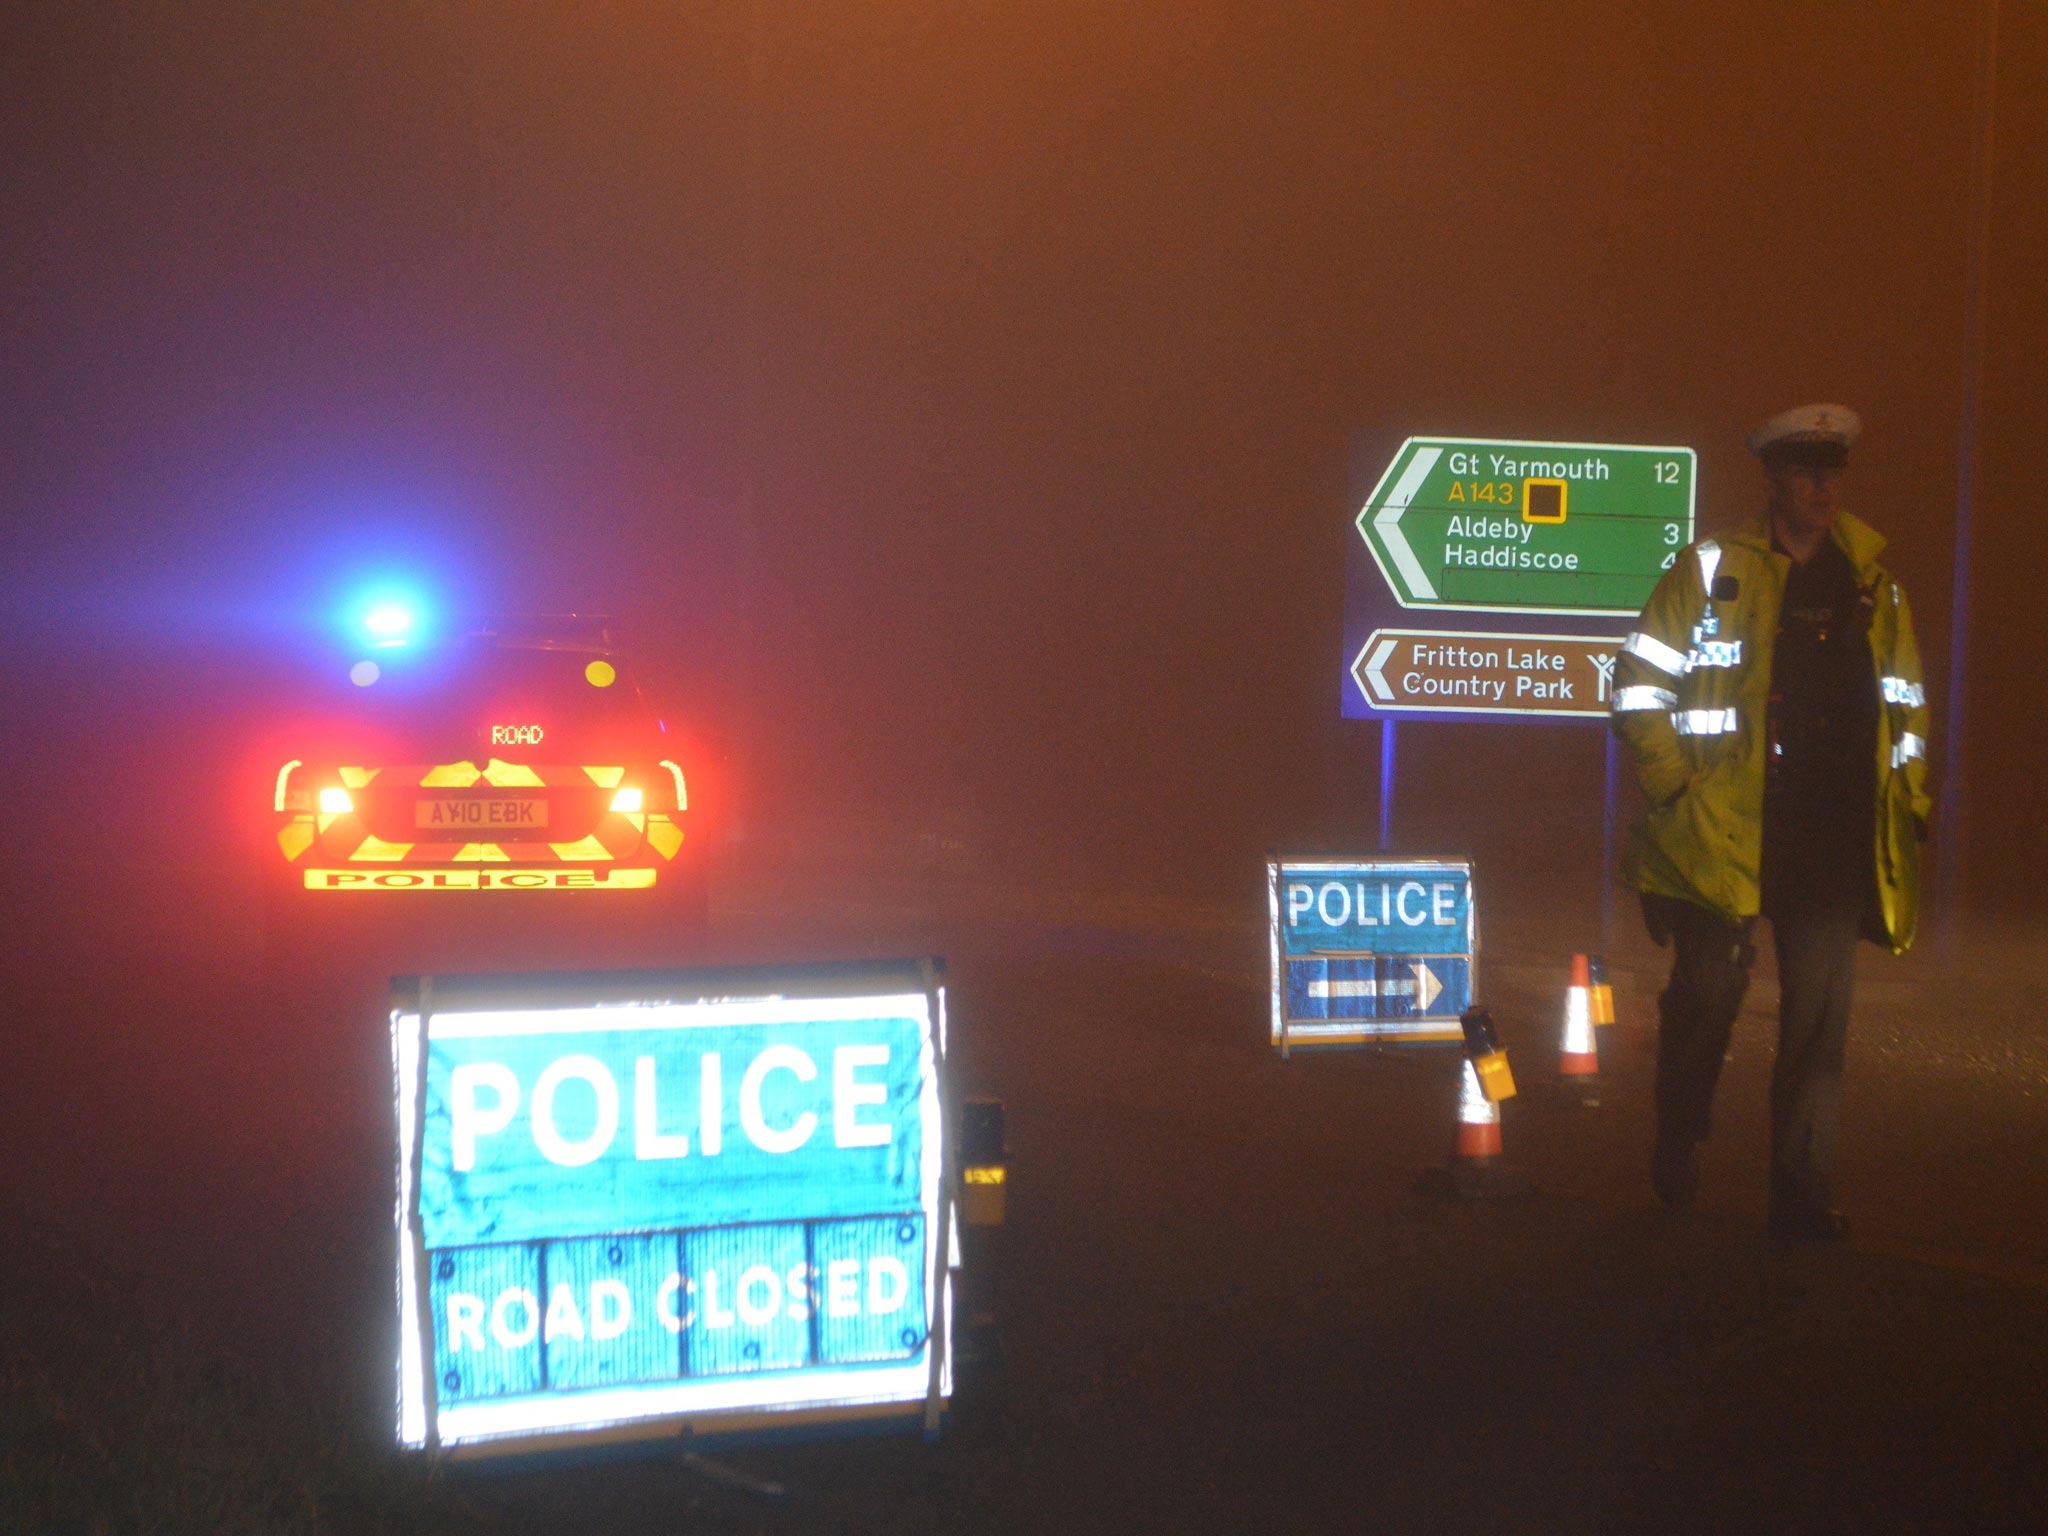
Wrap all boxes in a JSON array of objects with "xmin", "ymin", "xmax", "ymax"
[{"xmin": 416, "ymin": 797, "xmax": 549, "ymax": 829}]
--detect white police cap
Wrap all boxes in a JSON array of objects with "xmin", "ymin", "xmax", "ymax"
[{"xmin": 1746, "ymin": 403, "xmax": 1862, "ymax": 463}]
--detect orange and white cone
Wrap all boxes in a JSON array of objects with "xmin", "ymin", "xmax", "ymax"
[
  {"xmin": 1588, "ymin": 954, "xmax": 1616, "ymax": 1027},
  {"xmin": 1454, "ymin": 1057, "xmax": 1504, "ymax": 1164},
  {"xmin": 1419, "ymin": 1056, "xmax": 1528, "ymax": 1198},
  {"xmin": 1559, "ymin": 953, "xmax": 1600, "ymax": 1100}
]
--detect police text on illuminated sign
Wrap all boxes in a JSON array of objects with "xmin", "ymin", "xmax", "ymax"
[
  {"xmin": 1267, "ymin": 858, "xmax": 1476, "ymax": 1050},
  {"xmin": 394, "ymin": 963, "xmax": 950, "ymax": 1455}
]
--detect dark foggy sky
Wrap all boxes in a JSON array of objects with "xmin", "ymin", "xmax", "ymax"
[{"xmin": 4, "ymin": 3, "xmax": 2042, "ymax": 902}]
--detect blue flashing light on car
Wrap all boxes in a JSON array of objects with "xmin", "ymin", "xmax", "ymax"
[{"xmin": 365, "ymin": 602, "xmax": 417, "ymax": 646}]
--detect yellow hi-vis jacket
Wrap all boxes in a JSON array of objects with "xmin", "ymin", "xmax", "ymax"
[{"xmin": 1610, "ymin": 511, "xmax": 1931, "ymax": 952}]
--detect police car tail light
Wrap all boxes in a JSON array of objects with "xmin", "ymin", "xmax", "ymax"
[
  {"xmin": 659, "ymin": 759, "xmax": 688, "ymax": 811},
  {"xmin": 609, "ymin": 786, "xmax": 644, "ymax": 814},
  {"xmin": 319, "ymin": 787, "xmax": 355, "ymax": 815},
  {"xmin": 274, "ymin": 759, "xmax": 306, "ymax": 813}
]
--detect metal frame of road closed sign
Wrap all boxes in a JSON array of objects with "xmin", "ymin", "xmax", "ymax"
[
  {"xmin": 392, "ymin": 960, "xmax": 954, "ymax": 1459},
  {"xmin": 1343, "ymin": 436, "xmax": 1695, "ymax": 726},
  {"xmin": 1268, "ymin": 857, "xmax": 1477, "ymax": 1054}
]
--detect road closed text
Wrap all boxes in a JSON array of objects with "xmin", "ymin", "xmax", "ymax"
[
  {"xmin": 424, "ymin": 1214, "xmax": 933, "ymax": 1400},
  {"xmin": 443, "ymin": 1254, "xmax": 915, "ymax": 1352}
]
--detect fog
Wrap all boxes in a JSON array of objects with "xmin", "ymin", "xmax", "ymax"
[{"xmin": 4, "ymin": 1, "xmax": 2043, "ymax": 918}]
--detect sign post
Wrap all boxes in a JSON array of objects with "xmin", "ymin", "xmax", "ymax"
[
  {"xmin": 393, "ymin": 960, "xmax": 954, "ymax": 1458},
  {"xmin": 1268, "ymin": 858, "xmax": 1476, "ymax": 1054}
]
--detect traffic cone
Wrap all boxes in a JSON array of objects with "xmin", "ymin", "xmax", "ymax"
[
  {"xmin": 1558, "ymin": 953, "xmax": 1600, "ymax": 1103},
  {"xmin": 1420, "ymin": 1058, "xmax": 1528, "ymax": 1199},
  {"xmin": 1588, "ymin": 955, "xmax": 1616, "ymax": 1027},
  {"xmin": 1454, "ymin": 1057, "xmax": 1503, "ymax": 1162}
]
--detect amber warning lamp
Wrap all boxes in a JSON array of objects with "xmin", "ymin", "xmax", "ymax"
[
  {"xmin": 959, "ymin": 1097, "xmax": 1007, "ymax": 1227},
  {"xmin": 1460, "ymin": 1006, "xmax": 1516, "ymax": 1103}
]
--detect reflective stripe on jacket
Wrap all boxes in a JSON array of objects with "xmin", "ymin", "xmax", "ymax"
[{"xmin": 1609, "ymin": 511, "xmax": 1931, "ymax": 952}]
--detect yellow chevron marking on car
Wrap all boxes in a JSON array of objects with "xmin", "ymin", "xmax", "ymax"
[
  {"xmin": 340, "ymin": 765, "xmax": 382, "ymax": 789},
  {"xmin": 353, "ymin": 835, "xmax": 415, "ymax": 861},
  {"xmin": 646, "ymin": 816, "xmax": 684, "ymax": 860},
  {"xmin": 277, "ymin": 820, "xmax": 316, "ymax": 862},
  {"xmin": 452, "ymin": 842, "xmax": 511, "ymax": 862},
  {"xmin": 482, "ymin": 759, "xmax": 547, "ymax": 787},
  {"xmin": 409, "ymin": 761, "xmax": 629, "ymax": 789},
  {"xmin": 490, "ymin": 841, "xmax": 554, "ymax": 862},
  {"xmin": 548, "ymin": 835, "xmax": 615, "ymax": 862}
]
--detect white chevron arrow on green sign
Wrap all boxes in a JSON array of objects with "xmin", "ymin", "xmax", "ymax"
[{"xmin": 1357, "ymin": 437, "xmax": 1696, "ymax": 616}]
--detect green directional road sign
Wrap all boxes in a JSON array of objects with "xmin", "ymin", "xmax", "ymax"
[{"xmin": 1356, "ymin": 438, "xmax": 1695, "ymax": 615}]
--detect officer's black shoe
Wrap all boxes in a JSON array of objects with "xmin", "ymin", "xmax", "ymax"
[
  {"xmin": 1768, "ymin": 1205, "xmax": 1849, "ymax": 1247},
  {"xmin": 1651, "ymin": 1141, "xmax": 1700, "ymax": 1211}
]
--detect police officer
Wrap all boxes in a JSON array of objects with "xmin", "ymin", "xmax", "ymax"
[{"xmin": 1610, "ymin": 405, "xmax": 1931, "ymax": 1244}]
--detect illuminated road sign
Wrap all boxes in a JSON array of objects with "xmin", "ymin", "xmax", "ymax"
[
  {"xmin": 1350, "ymin": 629, "xmax": 1623, "ymax": 720},
  {"xmin": 393, "ymin": 961, "xmax": 952, "ymax": 1457},
  {"xmin": 1357, "ymin": 438, "xmax": 1696, "ymax": 616},
  {"xmin": 1268, "ymin": 858, "xmax": 1475, "ymax": 1051}
]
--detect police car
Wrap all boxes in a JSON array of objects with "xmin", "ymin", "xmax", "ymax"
[{"xmin": 270, "ymin": 611, "xmax": 702, "ymax": 910}]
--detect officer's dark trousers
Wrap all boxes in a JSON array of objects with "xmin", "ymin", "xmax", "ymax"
[{"xmin": 1645, "ymin": 894, "xmax": 1860, "ymax": 1215}]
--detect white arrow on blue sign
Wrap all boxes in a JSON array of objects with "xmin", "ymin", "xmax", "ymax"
[{"xmin": 1306, "ymin": 961, "xmax": 1444, "ymax": 1010}]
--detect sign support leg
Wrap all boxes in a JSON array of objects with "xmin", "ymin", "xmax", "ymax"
[
  {"xmin": 921, "ymin": 959, "xmax": 952, "ymax": 1443},
  {"xmin": 1938, "ymin": 0, "xmax": 1998, "ymax": 955},
  {"xmin": 1601, "ymin": 732, "xmax": 1619, "ymax": 958},
  {"xmin": 407, "ymin": 977, "xmax": 441, "ymax": 1452},
  {"xmin": 1378, "ymin": 719, "xmax": 1398, "ymax": 852}
]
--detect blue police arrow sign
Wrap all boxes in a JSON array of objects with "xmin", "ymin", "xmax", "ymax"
[{"xmin": 1266, "ymin": 858, "xmax": 1477, "ymax": 1051}]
